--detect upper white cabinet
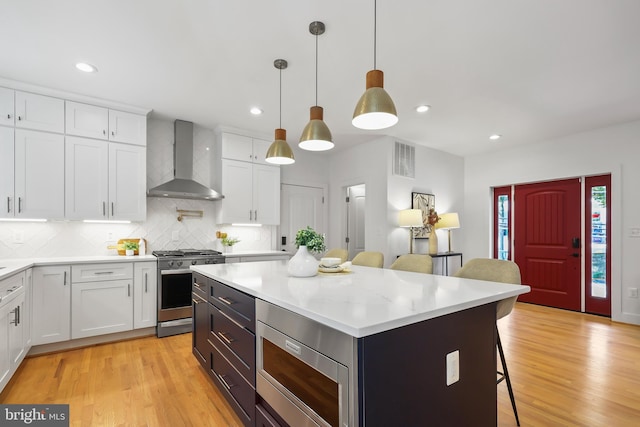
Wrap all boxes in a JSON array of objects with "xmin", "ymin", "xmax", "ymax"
[
  {"xmin": 0, "ymin": 127, "xmax": 14, "ymax": 218},
  {"xmin": 221, "ymin": 132, "xmax": 272, "ymax": 165},
  {"xmin": 109, "ymin": 142, "xmax": 146, "ymax": 221},
  {"xmin": 66, "ymin": 101, "xmax": 146, "ymax": 146},
  {"xmin": 15, "ymin": 91, "xmax": 64, "ymax": 133},
  {"xmin": 14, "ymin": 129, "xmax": 65, "ymax": 219},
  {"xmin": 0, "ymin": 87, "xmax": 14, "ymax": 126}
]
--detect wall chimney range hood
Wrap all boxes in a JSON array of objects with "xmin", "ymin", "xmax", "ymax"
[{"xmin": 147, "ymin": 120, "xmax": 224, "ymax": 201}]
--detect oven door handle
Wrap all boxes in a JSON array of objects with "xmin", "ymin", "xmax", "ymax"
[{"xmin": 160, "ymin": 269, "xmax": 193, "ymax": 275}]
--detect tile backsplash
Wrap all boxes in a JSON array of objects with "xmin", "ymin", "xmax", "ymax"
[{"xmin": 0, "ymin": 118, "xmax": 275, "ymax": 260}]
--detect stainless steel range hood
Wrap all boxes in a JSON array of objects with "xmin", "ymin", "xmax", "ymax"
[{"xmin": 147, "ymin": 120, "xmax": 224, "ymax": 201}]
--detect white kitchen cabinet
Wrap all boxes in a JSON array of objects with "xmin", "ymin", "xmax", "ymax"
[
  {"xmin": 65, "ymin": 101, "xmax": 147, "ymax": 146},
  {"xmin": 24, "ymin": 268, "xmax": 32, "ymax": 349},
  {"xmin": 221, "ymin": 132, "xmax": 272, "ymax": 166},
  {"xmin": 0, "ymin": 86, "xmax": 14, "ymax": 126},
  {"xmin": 220, "ymin": 159, "xmax": 280, "ymax": 225},
  {"xmin": 15, "ymin": 91, "xmax": 64, "ymax": 133},
  {"xmin": 71, "ymin": 263, "xmax": 134, "ymax": 339},
  {"xmin": 0, "ymin": 127, "xmax": 14, "ymax": 218},
  {"xmin": 109, "ymin": 142, "xmax": 146, "ymax": 221},
  {"xmin": 133, "ymin": 262, "xmax": 157, "ymax": 329},
  {"xmin": 15, "ymin": 129, "xmax": 65, "ymax": 219},
  {"xmin": 0, "ymin": 271, "xmax": 27, "ymax": 393},
  {"xmin": 32, "ymin": 265, "xmax": 71, "ymax": 345}
]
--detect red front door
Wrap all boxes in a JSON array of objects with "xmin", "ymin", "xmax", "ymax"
[{"xmin": 514, "ymin": 178, "xmax": 581, "ymax": 310}]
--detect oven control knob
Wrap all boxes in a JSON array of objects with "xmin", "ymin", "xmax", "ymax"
[
  {"xmin": 191, "ymin": 260, "xmax": 197, "ymax": 265},
  {"xmin": 177, "ymin": 261, "xmax": 183, "ymax": 267},
  {"xmin": 168, "ymin": 261, "xmax": 174, "ymax": 268}
]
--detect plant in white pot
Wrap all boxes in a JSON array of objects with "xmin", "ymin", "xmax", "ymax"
[
  {"xmin": 288, "ymin": 226, "xmax": 326, "ymax": 277},
  {"xmin": 124, "ymin": 241, "xmax": 138, "ymax": 256}
]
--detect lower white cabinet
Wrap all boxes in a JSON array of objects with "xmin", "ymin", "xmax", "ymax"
[
  {"xmin": 71, "ymin": 263, "xmax": 134, "ymax": 339},
  {"xmin": 32, "ymin": 265, "xmax": 71, "ymax": 345},
  {"xmin": 133, "ymin": 262, "xmax": 157, "ymax": 329},
  {"xmin": 0, "ymin": 270, "xmax": 28, "ymax": 393}
]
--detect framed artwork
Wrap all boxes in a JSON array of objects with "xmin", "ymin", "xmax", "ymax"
[{"xmin": 412, "ymin": 192, "xmax": 435, "ymax": 238}]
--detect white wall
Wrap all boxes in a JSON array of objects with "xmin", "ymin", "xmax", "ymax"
[{"xmin": 464, "ymin": 119, "xmax": 640, "ymax": 325}]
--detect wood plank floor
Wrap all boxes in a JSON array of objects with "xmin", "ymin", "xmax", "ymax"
[{"xmin": 1, "ymin": 302, "xmax": 639, "ymax": 426}]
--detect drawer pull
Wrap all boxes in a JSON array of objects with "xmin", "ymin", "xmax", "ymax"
[
  {"xmin": 193, "ymin": 281, "xmax": 202, "ymax": 288},
  {"xmin": 217, "ymin": 331, "xmax": 235, "ymax": 345},
  {"xmin": 217, "ymin": 306, "xmax": 245, "ymax": 329},
  {"xmin": 217, "ymin": 296, "xmax": 235, "ymax": 305},
  {"xmin": 94, "ymin": 271, "xmax": 114, "ymax": 275},
  {"xmin": 218, "ymin": 374, "xmax": 235, "ymax": 390}
]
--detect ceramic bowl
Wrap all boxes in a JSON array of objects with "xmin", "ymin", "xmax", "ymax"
[{"xmin": 320, "ymin": 257, "xmax": 341, "ymax": 267}]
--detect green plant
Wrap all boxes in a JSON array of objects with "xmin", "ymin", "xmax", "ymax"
[
  {"xmin": 124, "ymin": 241, "xmax": 139, "ymax": 250},
  {"xmin": 221, "ymin": 236, "xmax": 240, "ymax": 247},
  {"xmin": 294, "ymin": 226, "xmax": 326, "ymax": 254}
]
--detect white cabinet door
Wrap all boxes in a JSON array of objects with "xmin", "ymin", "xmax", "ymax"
[
  {"xmin": 109, "ymin": 143, "xmax": 146, "ymax": 221},
  {"xmin": 108, "ymin": 110, "xmax": 146, "ymax": 146},
  {"xmin": 253, "ymin": 164, "xmax": 280, "ymax": 225},
  {"xmin": 133, "ymin": 262, "xmax": 157, "ymax": 329},
  {"xmin": 65, "ymin": 136, "xmax": 109, "ymax": 220},
  {"xmin": 65, "ymin": 101, "xmax": 109, "ymax": 140},
  {"xmin": 32, "ymin": 266, "xmax": 71, "ymax": 345},
  {"xmin": 0, "ymin": 87, "xmax": 14, "ymax": 126},
  {"xmin": 252, "ymin": 137, "xmax": 272, "ymax": 165},
  {"xmin": 71, "ymin": 279, "xmax": 133, "ymax": 339},
  {"xmin": 14, "ymin": 129, "xmax": 65, "ymax": 219},
  {"xmin": 221, "ymin": 132, "xmax": 253, "ymax": 162},
  {"xmin": 24, "ymin": 268, "xmax": 32, "ymax": 349},
  {"xmin": 220, "ymin": 159, "xmax": 253, "ymax": 224},
  {"xmin": 8, "ymin": 292, "xmax": 25, "ymax": 366},
  {"xmin": 0, "ymin": 301, "xmax": 12, "ymax": 389},
  {"xmin": 0, "ymin": 127, "xmax": 14, "ymax": 218},
  {"xmin": 15, "ymin": 91, "xmax": 64, "ymax": 133}
]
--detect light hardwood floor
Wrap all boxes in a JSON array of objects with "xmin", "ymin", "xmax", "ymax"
[{"xmin": 1, "ymin": 303, "xmax": 639, "ymax": 426}]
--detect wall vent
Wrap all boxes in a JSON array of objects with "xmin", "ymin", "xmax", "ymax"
[{"xmin": 393, "ymin": 141, "xmax": 415, "ymax": 178}]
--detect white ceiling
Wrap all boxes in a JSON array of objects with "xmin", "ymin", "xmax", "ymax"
[{"xmin": 2, "ymin": 0, "xmax": 640, "ymax": 157}]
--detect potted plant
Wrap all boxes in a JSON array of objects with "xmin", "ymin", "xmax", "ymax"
[
  {"xmin": 124, "ymin": 241, "xmax": 138, "ymax": 256},
  {"xmin": 216, "ymin": 230, "xmax": 240, "ymax": 253},
  {"xmin": 288, "ymin": 226, "xmax": 326, "ymax": 277}
]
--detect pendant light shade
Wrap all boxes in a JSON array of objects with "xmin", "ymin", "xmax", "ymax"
[
  {"xmin": 266, "ymin": 59, "xmax": 295, "ymax": 165},
  {"xmin": 352, "ymin": 0, "xmax": 398, "ymax": 130},
  {"xmin": 299, "ymin": 21, "xmax": 334, "ymax": 151}
]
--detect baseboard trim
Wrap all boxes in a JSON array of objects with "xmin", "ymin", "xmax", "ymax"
[{"xmin": 28, "ymin": 327, "xmax": 157, "ymax": 356}]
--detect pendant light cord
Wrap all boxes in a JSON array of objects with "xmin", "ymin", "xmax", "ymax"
[
  {"xmin": 373, "ymin": 0, "xmax": 377, "ymax": 70},
  {"xmin": 315, "ymin": 31, "xmax": 319, "ymax": 106},
  {"xmin": 279, "ymin": 67, "xmax": 282, "ymax": 129}
]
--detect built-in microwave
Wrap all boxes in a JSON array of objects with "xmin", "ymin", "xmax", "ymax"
[{"xmin": 256, "ymin": 300, "xmax": 356, "ymax": 427}]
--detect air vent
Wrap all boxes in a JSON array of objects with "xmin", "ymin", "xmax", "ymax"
[{"xmin": 393, "ymin": 141, "xmax": 415, "ymax": 178}]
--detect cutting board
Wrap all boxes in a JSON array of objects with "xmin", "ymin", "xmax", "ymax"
[{"xmin": 107, "ymin": 238, "xmax": 146, "ymax": 256}]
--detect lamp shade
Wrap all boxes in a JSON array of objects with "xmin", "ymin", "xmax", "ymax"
[
  {"xmin": 265, "ymin": 128, "xmax": 295, "ymax": 165},
  {"xmin": 436, "ymin": 213, "xmax": 460, "ymax": 230},
  {"xmin": 399, "ymin": 209, "xmax": 423, "ymax": 227},
  {"xmin": 352, "ymin": 70, "xmax": 398, "ymax": 130},
  {"xmin": 299, "ymin": 106, "xmax": 334, "ymax": 151}
]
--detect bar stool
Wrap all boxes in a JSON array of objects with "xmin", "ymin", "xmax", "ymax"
[
  {"xmin": 389, "ymin": 254, "xmax": 433, "ymax": 274},
  {"xmin": 352, "ymin": 251, "xmax": 384, "ymax": 268}
]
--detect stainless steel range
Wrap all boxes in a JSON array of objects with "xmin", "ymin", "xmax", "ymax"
[{"xmin": 153, "ymin": 249, "xmax": 225, "ymax": 337}]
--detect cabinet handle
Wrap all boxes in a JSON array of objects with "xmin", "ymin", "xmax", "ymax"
[
  {"xmin": 217, "ymin": 296, "xmax": 235, "ymax": 305},
  {"xmin": 217, "ymin": 331, "xmax": 235, "ymax": 345},
  {"xmin": 218, "ymin": 374, "xmax": 235, "ymax": 390},
  {"xmin": 103, "ymin": 129, "xmax": 106, "ymax": 135},
  {"xmin": 63, "ymin": 271, "xmax": 67, "ymax": 286},
  {"xmin": 17, "ymin": 115, "xmax": 22, "ymax": 121},
  {"xmin": 128, "ymin": 283, "xmax": 131, "ymax": 297},
  {"xmin": 12, "ymin": 307, "xmax": 19, "ymax": 326},
  {"xmin": 103, "ymin": 201, "xmax": 106, "ymax": 217},
  {"xmin": 144, "ymin": 272, "xmax": 148, "ymax": 293},
  {"xmin": 249, "ymin": 210, "xmax": 252, "ymax": 221},
  {"xmin": 16, "ymin": 305, "xmax": 20, "ymax": 326},
  {"xmin": 111, "ymin": 131, "xmax": 115, "ymax": 136},
  {"xmin": 7, "ymin": 196, "xmax": 10, "ymax": 213},
  {"xmin": 254, "ymin": 210, "xmax": 257, "ymax": 221},
  {"xmin": 18, "ymin": 197, "xmax": 22, "ymax": 213},
  {"xmin": 6, "ymin": 114, "xmax": 10, "ymax": 119},
  {"xmin": 111, "ymin": 202, "xmax": 114, "ymax": 216}
]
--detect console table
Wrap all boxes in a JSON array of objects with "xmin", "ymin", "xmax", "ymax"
[{"xmin": 431, "ymin": 252, "xmax": 463, "ymax": 275}]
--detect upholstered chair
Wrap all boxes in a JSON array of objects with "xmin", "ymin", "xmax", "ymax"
[
  {"xmin": 351, "ymin": 251, "xmax": 384, "ymax": 268},
  {"xmin": 389, "ymin": 254, "xmax": 433, "ymax": 274},
  {"xmin": 454, "ymin": 258, "xmax": 522, "ymax": 426},
  {"xmin": 323, "ymin": 248, "xmax": 349, "ymax": 264}
]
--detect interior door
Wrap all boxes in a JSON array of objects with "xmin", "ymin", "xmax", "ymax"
[
  {"xmin": 514, "ymin": 178, "xmax": 581, "ymax": 310},
  {"xmin": 280, "ymin": 184, "xmax": 324, "ymax": 253},
  {"xmin": 346, "ymin": 184, "xmax": 366, "ymax": 260}
]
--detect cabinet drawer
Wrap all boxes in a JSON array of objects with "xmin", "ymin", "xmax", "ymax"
[
  {"xmin": 192, "ymin": 272, "xmax": 208, "ymax": 300},
  {"xmin": 210, "ymin": 304, "xmax": 256, "ymax": 383},
  {"xmin": 210, "ymin": 343, "xmax": 255, "ymax": 426},
  {"xmin": 209, "ymin": 280, "xmax": 255, "ymax": 331},
  {"xmin": 71, "ymin": 263, "xmax": 133, "ymax": 282}
]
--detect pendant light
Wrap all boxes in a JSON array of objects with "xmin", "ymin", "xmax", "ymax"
[
  {"xmin": 299, "ymin": 21, "xmax": 334, "ymax": 151},
  {"xmin": 352, "ymin": 0, "xmax": 398, "ymax": 130},
  {"xmin": 266, "ymin": 59, "xmax": 295, "ymax": 165}
]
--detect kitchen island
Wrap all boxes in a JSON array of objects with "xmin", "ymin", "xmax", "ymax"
[{"xmin": 191, "ymin": 260, "xmax": 529, "ymax": 427}]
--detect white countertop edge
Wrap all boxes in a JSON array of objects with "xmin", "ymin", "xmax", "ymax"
[{"xmin": 222, "ymin": 250, "xmax": 292, "ymax": 257}]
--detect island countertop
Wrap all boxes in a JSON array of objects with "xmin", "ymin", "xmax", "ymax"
[{"xmin": 191, "ymin": 260, "xmax": 530, "ymax": 338}]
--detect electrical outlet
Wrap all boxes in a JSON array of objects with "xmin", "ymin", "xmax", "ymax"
[
  {"xmin": 107, "ymin": 232, "xmax": 114, "ymax": 241},
  {"xmin": 629, "ymin": 288, "xmax": 639, "ymax": 298},
  {"xmin": 630, "ymin": 228, "xmax": 640, "ymax": 238},
  {"xmin": 13, "ymin": 231, "xmax": 24, "ymax": 244},
  {"xmin": 446, "ymin": 350, "xmax": 460, "ymax": 386},
  {"xmin": 172, "ymin": 230, "xmax": 179, "ymax": 241}
]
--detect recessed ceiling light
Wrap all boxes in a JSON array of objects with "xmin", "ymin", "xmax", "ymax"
[
  {"xmin": 415, "ymin": 105, "xmax": 430, "ymax": 113},
  {"xmin": 250, "ymin": 107, "xmax": 263, "ymax": 115},
  {"xmin": 489, "ymin": 134, "xmax": 502, "ymax": 140},
  {"xmin": 75, "ymin": 62, "xmax": 97, "ymax": 73}
]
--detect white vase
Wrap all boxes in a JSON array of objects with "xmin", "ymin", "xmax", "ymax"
[
  {"xmin": 428, "ymin": 228, "xmax": 439, "ymax": 255},
  {"xmin": 288, "ymin": 246, "xmax": 319, "ymax": 277}
]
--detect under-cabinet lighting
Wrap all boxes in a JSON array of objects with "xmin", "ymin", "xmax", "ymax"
[
  {"xmin": 231, "ymin": 223, "xmax": 262, "ymax": 227},
  {"xmin": 83, "ymin": 220, "xmax": 131, "ymax": 224},
  {"xmin": 0, "ymin": 218, "xmax": 47, "ymax": 222}
]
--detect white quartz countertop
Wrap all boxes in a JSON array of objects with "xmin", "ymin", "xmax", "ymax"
[
  {"xmin": 191, "ymin": 260, "xmax": 530, "ymax": 338},
  {"xmin": 0, "ymin": 255, "xmax": 157, "ymax": 280},
  {"xmin": 222, "ymin": 250, "xmax": 291, "ymax": 257}
]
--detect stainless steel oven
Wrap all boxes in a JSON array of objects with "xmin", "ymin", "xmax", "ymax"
[
  {"xmin": 256, "ymin": 299, "xmax": 357, "ymax": 427},
  {"xmin": 154, "ymin": 249, "xmax": 224, "ymax": 337}
]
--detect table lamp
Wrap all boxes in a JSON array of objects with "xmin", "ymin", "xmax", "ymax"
[
  {"xmin": 436, "ymin": 213, "xmax": 460, "ymax": 253},
  {"xmin": 399, "ymin": 209, "xmax": 423, "ymax": 254}
]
